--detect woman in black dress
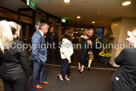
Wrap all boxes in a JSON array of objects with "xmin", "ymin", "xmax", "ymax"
[
  {"xmin": 78, "ymin": 28, "xmax": 95, "ymax": 73},
  {"xmin": 111, "ymin": 27, "xmax": 136, "ymax": 91}
]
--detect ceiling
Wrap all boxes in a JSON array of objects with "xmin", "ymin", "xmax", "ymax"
[{"xmin": 0, "ymin": 0, "xmax": 136, "ymax": 26}]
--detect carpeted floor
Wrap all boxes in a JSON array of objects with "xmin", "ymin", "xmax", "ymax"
[{"xmin": 25, "ymin": 65, "xmax": 115, "ymax": 91}]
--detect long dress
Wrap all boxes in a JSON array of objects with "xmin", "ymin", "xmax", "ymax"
[
  {"xmin": 78, "ymin": 35, "xmax": 96, "ymax": 65},
  {"xmin": 78, "ymin": 38, "xmax": 89, "ymax": 65}
]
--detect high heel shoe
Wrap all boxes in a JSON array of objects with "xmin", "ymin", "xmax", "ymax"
[
  {"xmin": 78, "ymin": 68, "xmax": 81, "ymax": 71},
  {"xmin": 65, "ymin": 75, "xmax": 70, "ymax": 81},
  {"xmin": 65, "ymin": 77, "xmax": 70, "ymax": 81},
  {"xmin": 58, "ymin": 74, "xmax": 63, "ymax": 81},
  {"xmin": 80, "ymin": 70, "xmax": 84, "ymax": 73}
]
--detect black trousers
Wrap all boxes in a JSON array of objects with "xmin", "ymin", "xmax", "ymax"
[
  {"xmin": 60, "ymin": 59, "xmax": 70, "ymax": 77},
  {"xmin": 2, "ymin": 76, "xmax": 27, "ymax": 91}
]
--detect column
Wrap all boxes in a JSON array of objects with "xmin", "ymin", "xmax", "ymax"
[{"xmin": 110, "ymin": 17, "xmax": 136, "ymax": 67}]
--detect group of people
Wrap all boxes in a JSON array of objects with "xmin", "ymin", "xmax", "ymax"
[
  {"xmin": 0, "ymin": 20, "xmax": 136, "ymax": 91},
  {"xmin": 78, "ymin": 29, "xmax": 97, "ymax": 73},
  {"xmin": 0, "ymin": 20, "xmax": 74, "ymax": 90}
]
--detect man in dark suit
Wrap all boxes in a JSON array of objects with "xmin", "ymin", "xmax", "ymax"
[
  {"xmin": 46, "ymin": 26, "xmax": 59, "ymax": 63},
  {"xmin": 31, "ymin": 23, "xmax": 50, "ymax": 89}
]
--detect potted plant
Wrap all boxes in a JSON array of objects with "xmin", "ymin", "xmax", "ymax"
[{"xmin": 99, "ymin": 27, "xmax": 114, "ymax": 64}]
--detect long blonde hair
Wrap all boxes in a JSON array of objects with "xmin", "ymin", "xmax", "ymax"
[
  {"xmin": 84, "ymin": 29, "xmax": 88, "ymax": 36},
  {"xmin": 0, "ymin": 20, "xmax": 13, "ymax": 53}
]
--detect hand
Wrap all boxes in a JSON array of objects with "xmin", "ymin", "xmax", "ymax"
[
  {"xmin": 69, "ymin": 60, "xmax": 71, "ymax": 64},
  {"xmin": 88, "ymin": 52, "xmax": 90, "ymax": 54},
  {"xmin": 87, "ymin": 40, "xmax": 92, "ymax": 44},
  {"xmin": 29, "ymin": 76, "xmax": 32, "ymax": 79},
  {"xmin": 82, "ymin": 35, "xmax": 88, "ymax": 39}
]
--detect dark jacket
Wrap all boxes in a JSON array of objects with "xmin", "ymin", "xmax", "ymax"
[
  {"xmin": 88, "ymin": 35, "xmax": 97, "ymax": 51},
  {"xmin": 46, "ymin": 32, "xmax": 59, "ymax": 45},
  {"xmin": 0, "ymin": 39, "xmax": 31, "ymax": 80},
  {"xmin": 111, "ymin": 48, "xmax": 136, "ymax": 91}
]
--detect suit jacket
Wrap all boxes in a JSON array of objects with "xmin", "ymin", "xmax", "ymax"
[
  {"xmin": 111, "ymin": 48, "xmax": 136, "ymax": 91},
  {"xmin": 88, "ymin": 35, "xmax": 97, "ymax": 51},
  {"xmin": 46, "ymin": 32, "xmax": 59, "ymax": 45},
  {"xmin": 31, "ymin": 30, "xmax": 47, "ymax": 64},
  {"xmin": 0, "ymin": 39, "xmax": 31, "ymax": 80}
]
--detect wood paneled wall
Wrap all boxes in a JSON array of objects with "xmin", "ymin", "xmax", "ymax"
[{"xmin": 0, "ymin": 8, "xmax": 32, "ymax": 24}]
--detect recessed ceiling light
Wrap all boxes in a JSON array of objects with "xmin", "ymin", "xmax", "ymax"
[
  {"xmin": 64, "ymin": 0, "xmax": 71, "ymax": 3},
  {"xmin": 92, "ymin": 21, "xmax": 95, "ymax": 24},
  {"xmin": 122, "ymin": 1, "xmax": 131, "ymax": 6},
  {"xmin": 77, "ymin": 16, "xmax": 81, "ymax": 19},
  {"xmin": 96, "ymin": 12, "xmax": 101, "ymax": 14}
]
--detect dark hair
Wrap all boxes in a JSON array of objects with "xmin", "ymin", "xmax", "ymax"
[
  {"xmin": 49, "ymin": 26, "xmax": 53, "ymax": 29},
  {"xmin": 63, "ymin": 29, "xmax": 73, "ymax": 41},
  {"xmin": 49, "ymin": 26, "xmax": 54, "ymax": 31},
  {"xmin": 10, "ymin": 26, "xmax": 16, "ymax": 35}
]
